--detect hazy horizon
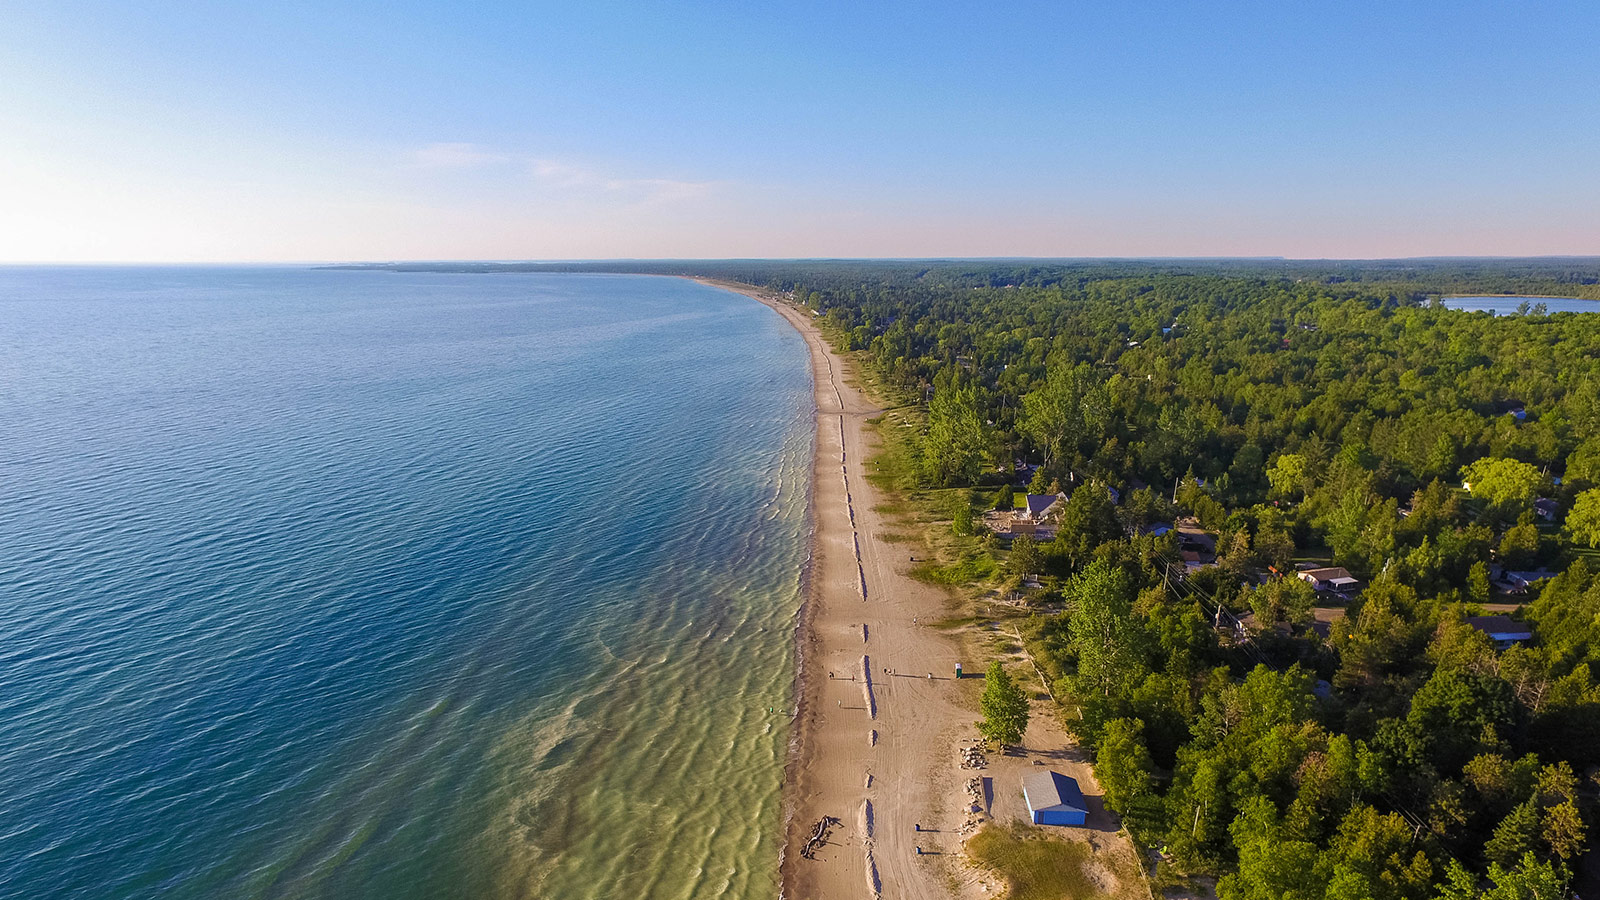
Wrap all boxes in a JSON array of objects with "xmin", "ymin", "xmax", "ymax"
[{"xmin": 4, "ymin": 1, "xmax": 1598, "ymax": 262}]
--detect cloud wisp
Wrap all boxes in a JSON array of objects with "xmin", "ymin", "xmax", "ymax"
[
  {"xmin": 410, "ymin": 142, "xmax": 514, "ymax": 169},
  {"xmin": 406, "ymin": 143, "xmax": 712, "ymax": 207},
  {"xmin": 528, "ymin": 157, "xmax": 711, "ymax": 205}
]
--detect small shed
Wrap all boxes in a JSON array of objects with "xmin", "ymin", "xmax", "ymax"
[{"xmin": 1022, "ymin": 771, "xmax": 1088, "ymax": 826}]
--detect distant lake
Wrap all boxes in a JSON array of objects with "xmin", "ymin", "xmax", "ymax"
[{"xmin": 1444, "ymin": 295, "xmax": 1600, "ymax": 315}]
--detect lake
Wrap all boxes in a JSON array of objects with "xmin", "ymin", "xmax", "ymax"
[{"xmin": 0, "ymin": 268, "xmax": 812, "ymax": 899}]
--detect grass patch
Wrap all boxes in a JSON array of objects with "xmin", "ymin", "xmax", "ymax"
[
  {"xmin": 912, "ymin": 549, "xmax": 998, "ymax": 585},
  {"xmin": 928, "ymin": 614, "xmax": 984, "ymax": 630},
  {"xmin": 968, "ymin": 822, "xmax": 1111, "ymax": 900},
  {"xmin": 877, "ymin": 531, "xmax": 918, "ymax": 544}
]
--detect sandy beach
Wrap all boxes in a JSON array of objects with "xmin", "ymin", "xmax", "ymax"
[{"xmin": 698, "ymin": 279, "xmax": 1141, "ymax": 900}]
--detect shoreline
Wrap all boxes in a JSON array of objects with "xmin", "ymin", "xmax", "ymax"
[{"xmin": 694, "ymin": 277, "xmax": 975, "ymax": 900}]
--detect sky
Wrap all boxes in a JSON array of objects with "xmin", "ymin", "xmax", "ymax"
[{"xmin": 1, "ymin": 1, "xmax": 1597, "ymax": 262}]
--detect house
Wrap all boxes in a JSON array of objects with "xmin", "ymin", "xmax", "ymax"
[
  {"xmin": 1533, "ymin": 498, "xmax": 1558, "ymax": 522},
  {"xmin": 1298, "ymin": 566, "xmax": 1360, "ymax": 593},
  {"xmin": 1016, "ymin": 492, "xmax": 1066, "ymax": 523},
  {"xmin": 1504, "ymin": 569, "xmax": 1555, "ymax": 591},
  {"xmin": 1467, "ymin": 615, "xmax": 1534, "ymax": 649},
  {"xmin": 1011, "ymin": 492, "xmax": 1067, "ymax": 538},
  {"xmin": 1022, "ymin": 771, "xmax": 1088, "ymax": 826}
]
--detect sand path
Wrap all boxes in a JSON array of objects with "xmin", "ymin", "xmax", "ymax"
[{"xmin": 698, "ymin": 279, "xmax": 977, "ymax": 900}]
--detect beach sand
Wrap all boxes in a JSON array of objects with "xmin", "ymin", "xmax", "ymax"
[{"xmin": 699, "ymin": 279, "xmax": 1141, "ymax": 900}]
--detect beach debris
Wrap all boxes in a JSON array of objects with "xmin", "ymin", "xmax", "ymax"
[
  {"xmin": 800, "ymin": 816, "xmax": 841, "ymax": 860},
  {"xmin": 959, "ymin": 776, "xmax": 990, "ymax": 835},
  {"xmin": 860, "ymin": 799, "xmax": 874, "ymax": 838},
  {"xmin": 960, "ymin": 746, "xmax": 987, "ymax": 769},
  {"xmin": 868, "ymin": 729, "xmax": 877, "ymax": 746}
]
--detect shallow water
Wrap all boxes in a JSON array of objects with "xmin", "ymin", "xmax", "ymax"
[{"xmin": 0, "ymin": 268, "xmax": 812, "ymax": 899}]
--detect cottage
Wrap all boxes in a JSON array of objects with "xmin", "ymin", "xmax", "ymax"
[
  {"xmin": 1298, "ymin": 566, "xmax": 1360, "ymax": 593},
  {"xmin": 1016, "ymin": 492, "xmax": 1066, "ymax": 523},
  {"xmin": 1467, "ymin": 615, "xmax": 1533, "ymax": 649},
  {"xmin": 1022, "ymin": 771, "xmax": 1088, "ymax": 826},
  {"xmin": 1533, "ymin": 498, "xmax": 1558, "ymax": 522}
]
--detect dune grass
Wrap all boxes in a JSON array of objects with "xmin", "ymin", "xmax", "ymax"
[{"xmin": 967, "ymin": 822, "xmax": 1110, "ymax": 900}]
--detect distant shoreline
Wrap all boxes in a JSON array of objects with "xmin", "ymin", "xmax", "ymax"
[{"xmin": 1440, "ymin": 293, "xmax": 1593, "ymax": 300}]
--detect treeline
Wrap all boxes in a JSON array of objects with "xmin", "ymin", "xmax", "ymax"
[{"xmin": 741, "ymin": 261, "xmax": 1600, "ymax": 899}]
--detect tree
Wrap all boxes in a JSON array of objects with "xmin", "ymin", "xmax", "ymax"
[
  {"xmin": 1054, "ymin": 483, "xmax": 1120, "ymax": 568},
  {"xmin": 1498, "ymin": 521, "xmax": 1541, "ymax": 568},
  {"xmin": 1021, "ymin": 361, "xmax": 1107, "ymax": 471},
  {"xmin": 949, "ymin": 494, "xmax": 974, "ymax": 535},
  {"xmin": 1566, "ymin": 489, "xmax": 1600, "ymax": 548},
  {"xmin": 1541, "ymin": 799, "xmax": 1586, "ymax": 861},
  {"xmin": 1096, "ymin": 717, "xmax": 1155, "ymax": 811},
  {"xmin": 923, "ymin": 369, "xmax": 986, "ymax": 486},
  {"xmin": 978, "ymin": 661, "xmax": 1030, "ymax": 747},
  {"xmin": 1008, "ymin": 534, "xmax": 1042, "ymax": 576},
  {"xmin": 1461, "ymin": 457, "xmax": 1544, "ymax": 513},
  {"xmin": 991, "ymin": 484, "xmax": 1015, "ymax": 511},
  {"xmin": 1484, "ymin": 797, "xmax": 1541, "ymax": 868},
  {"xmin": 1268, "ymin": 453, "xmax": 1312, "ymax": 500},
  {"xmin": 1435, "ymin": 853, "xmax": 1568, "ymax": 900},
  {"xmin": 1066, "ymin": 560, "xmax": 1148, "ymax": 698},
  {"xmin": 1468, "ymin": 561, "xmax": 1492, "ymax": 604}
]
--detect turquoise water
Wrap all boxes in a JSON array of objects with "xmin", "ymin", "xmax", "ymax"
[
  {"xmin": 0, "ymin": 269, "xmax": 812, "ymax": 899},
  {"xmin": 1444, "ymin": 295, "xmax": 1600, "ymax": 314}
]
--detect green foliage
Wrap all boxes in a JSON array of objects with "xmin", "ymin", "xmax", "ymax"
[
  {"xmin": 1461, "ymin": 457, "xmax": 1545, "ymax": 514},
  {"xmin": 978, "ymin": 661, "xmax": 1030, "ymax": 747},
  {"xmin": 1064, "ymin": 560, "xmax": 1148, "ymax": 699},
  {"xmin": 1096, "ymin": 717, "xmax": 1156, "ymax": 812},
  {"xmin": 1052, "ymin": 483, "xmax": 1121, "ymax": 570},
  {"xmin": 991, "ymin": 483, "xmax": 1015, "ymax": 511},
  {"xmin": 922, "ymin": 368, "xmax": 986, "ymax": 486},
  {"xmin": 1007, "ymin": 534, "xmax": 1042, "ymax": 577},
  {"xmin": 949, "ymin": 493, "xmax": 974, "ymax": 535},
  {"xmin": 1566, "ymin": 488, "xmax": 1600, "ymax": 548},
  {"xmin": 1435, "ymin": 852, "xmax": 1568, "ymax": 900},
  {"xmin": 1020, "ymin": 361, "xmax": 1109, "ymax": 471}
]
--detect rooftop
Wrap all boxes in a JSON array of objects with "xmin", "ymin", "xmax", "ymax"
[{"xmin": 1022, "ymin": 770, "xmax": 1087, "ymax": 814}]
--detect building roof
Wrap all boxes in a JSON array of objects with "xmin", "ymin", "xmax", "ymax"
[
  {"xmin": 1022, "ymin": 771, "xmax": 1087, "ymax": 815},
  {"xmin": 1533, "ymin": 498, "xmax": 1558, "ymax": 515},
  {"xmin": 1023, "ymin": 493, "xmax": 1063, "ymax": 518},
  {"xmin": 1299, "ymin": 567, "xmax": 1354, "ymax": 582},
  {"xmin": 1467, "ymin": 615, "xmax": 1534, "ymax": 640}
]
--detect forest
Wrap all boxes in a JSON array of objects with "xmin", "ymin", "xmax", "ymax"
[{"xmin": 743, "ymin": 260, "xmax": 1600, "ymax": 900}]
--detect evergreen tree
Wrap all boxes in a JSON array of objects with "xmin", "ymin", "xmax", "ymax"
[{"xmin": 978, "ymin": 661, "xmax": 1030, "ymax": 748}]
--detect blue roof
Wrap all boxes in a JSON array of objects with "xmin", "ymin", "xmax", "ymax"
[
  {"xmin": 1024, "ymin": 493, "xmax": 1059, "ymax": 516},
  {"xmin": 1022, "ymin": 771, "xmax": 1087, "ymax": 815}
]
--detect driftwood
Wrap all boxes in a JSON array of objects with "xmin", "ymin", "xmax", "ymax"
[{"xmin": 800, "ymin": 815, "xmax": 842, "ymax": 860}]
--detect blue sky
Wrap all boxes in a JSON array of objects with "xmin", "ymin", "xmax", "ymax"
[{"xmin": 2, "ymin": 1, "xmax": 1597, "ymax": 261}]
